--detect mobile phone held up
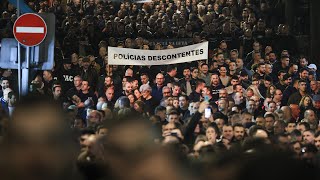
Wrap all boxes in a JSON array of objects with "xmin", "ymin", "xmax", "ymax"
[{"xmin": 205, "ymin": 108, "xmax": 211, "ymax": 118}]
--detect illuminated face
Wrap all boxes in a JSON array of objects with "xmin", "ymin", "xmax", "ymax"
[
  {"xmin": 156, "ymin": 74, "xmax": 164, "ymax": 86},
  {"xmin": 125, "ymin": 82, "xmax": 132, "ymax": 93},
  {"xmin": 269, "ymin": 53, "xmax": 276, "ymax": 61},
  {"xmin": 217, "ymin": 54, "xmax": 224, "ymax": 63},
  {"xmin": 258, "ymin": 65, "xmax": 266, "ymax": 74},
  {"xmin": 202, "ymin": 87, "xmax": 210, "ymax": 97},
  {"xmin": 266, "ymin": 64, "xmax": 272, "ymax": 74},
  {"xmin": 1, "ymin": 80, "xmax": 9, "ymax": 90},
  {"xmin": 201, "ymin": 65, "xmax": 209, "ymax": 74},
  {"xmin": 303, "ymin": 131, "xmax": 315, "ymax": 144},
  {"xmin": 265, "ymin": 117, "xmax": 274, "ymax": 130},
  {"xmin": 134, "ymin": 89, "xmax": 141, "ymax": 99},
  {"xmin": 131, "ymin": 80, "xmax": 139, "ymax": 90},
  {"xmin": 191, "ymin": 69, "xmax": 199, "ymax": 78},
  {"xmin": 234, "ymin": 92, "xmax": 243, "ymax": 105},
  {"xmin": 219, "ymin": 89, "xmax": 228, "ymax": 98},
  {"xmin": 234, "ymin": 126, "xmax": 245, "ymax": 141},
  {"xmin": 219, "ymin": 67, "xmax": 227, "ymax": 76},
  {"xmin": 211, "ymin": 74, "xmax": 219, "ymax": 85},
  {"xmin": 222, "ymin": 125, "xmax": 233, "ymax": 140},
  {"xmin": 285, "ymin": 123, "xmax": 296, "ymax": 133},
  {"xmin": 292, "ymin": 65, "xmax": 299, "ymax": 74},
  {"xmin": 314, "ymin": 101, "xmax": 320, "ymax": 109},
  {"xmin": 104, "ymin": 77, "xmax": 113, "ymax": 86},
  {"xmin": 140, "ymin": 75, "xmax": 149, "ymax": 85},
  {"xmin": 246, "ymin": 100, "xmax": 256, "ymax": 113},
  {"xmin": 236, "ymin": 85, "xmax": 243, "ymax": 93},
  {"xmin": 81, "ymin": 81, "xmax": 90, "ymax": 91},
  {"xmin": 303, "ymin": 97, "xmax": 311, "ymax": 107},
  {"xmin": 183, "ymin": 69, "xmax": 191, "ymax": 78},
  {"xmin": 236, "ymin": 58, "xmax": 243, "ymax": 69},
  {"xmin": 178, "ymin": 96, "xmax": 188, "ymax": 109},
  {"xmin": 218, "ymin": 99, "xmax": 227, "ymax": 111},
  {"xmin": 53, "ymin": 86, "xmax": 62, "ymax": 98},
  {"xmin": 42, "ymin": 71, "xmax": 52, "ymax": 82},
  {"xmin": 173, "ymin": 99, "xmax": 179, "ymax": 109},
  {"xmin": 305, "ymin": 110, "xmax": 316, "ymax": 122},
  {"xmin": 246, "ymin": 89, "xmax": 254, "ymax": 98},
  {"xmin": 300, "ymin": 71, "xmax": 309, "ymax": 80},
  {"xmin": 267, "ymin": 102, "xmax": 277, "ymax": 112},
  {"xmin": 206, "ymin": 126, "xmax": 217, "ymax": 143},
  {"xmin": 256, "ymin": 117, "xmax": 265, "ymax": 126},
  {"xmin": 168, "ymin": 114, "xmax": 179, "ymax": 123},
  {"xmin": 281, "ymin": 57, "xmax": 290, "ymax": 67},
  {"xmin": 99, "ymin": 47, "xmax": 107, "ymax": 57},
  {"xmin": 106, "ymin": 88, "xmax": 114, "ymax": 101},
  {"xmin": 298, "ymin": 82, "xmax": 307, "ymax": 92},
  {"xmin": 172, "ymin": 86, "xmax": 181, "ymax": 96},
  {"xmin": 299, "ymin": 58, "xmax": 308, "ymax": 67},
  {"xmin": 215, "ymin": 118, "xmax": 224, "ymax": 130},
  {"xmin": 310, "ymin": 81, "xmax": 318, "ymax": 91}
]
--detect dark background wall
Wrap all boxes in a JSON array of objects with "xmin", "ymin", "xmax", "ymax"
[
  {"xmin": 284, "ymin": 0, "xmax": 319, "ymax": 64},
  {"xmin": 310, "ymin": 0, "xmax": 320, "ymax": 64}
]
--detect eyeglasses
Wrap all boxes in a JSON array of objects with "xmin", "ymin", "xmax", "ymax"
[{"xmin": 163, "ymin": 91, "xmax": 170, "ymax": 94}]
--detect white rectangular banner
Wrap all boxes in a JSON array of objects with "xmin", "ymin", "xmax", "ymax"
[
  {"xmin": 108, "ymin": 42, "xmax": 208, "ymax": 66},
  {"xmin": 135, "ymin": 0, "xmax": 153, "ymax": 3}
]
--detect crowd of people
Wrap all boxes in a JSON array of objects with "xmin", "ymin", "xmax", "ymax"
[{"xmin": 0, "ymin": 0, "xmax": 320, "ymax": 179}]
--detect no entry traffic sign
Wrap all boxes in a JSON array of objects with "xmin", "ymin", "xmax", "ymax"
[{"xmin": 13, "ymin": 13, "xmax": 47, "ymax": 47}]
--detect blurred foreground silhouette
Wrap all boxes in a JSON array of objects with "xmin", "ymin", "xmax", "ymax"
[{"xmin": 0, "ymin": 95, "xmax": 319, "ymax": 180}]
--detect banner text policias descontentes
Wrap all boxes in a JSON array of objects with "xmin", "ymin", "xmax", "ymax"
[{"xmin": 108, "ymin": 42, "xmax": 208, "ymax": 66}]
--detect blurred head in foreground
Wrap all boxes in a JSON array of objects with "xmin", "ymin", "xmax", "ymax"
[{"xmin": 1, "ymin": 95, "xmax": 78, "ymax": 180}]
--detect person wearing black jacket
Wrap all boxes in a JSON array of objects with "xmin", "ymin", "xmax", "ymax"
[{"xmin": 182, "ymin": 101, "xmax": 207, "ymax": 148}]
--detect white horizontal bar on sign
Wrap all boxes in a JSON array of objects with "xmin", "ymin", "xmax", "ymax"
[
  {"xmin": 135, "ymin": 0, "xmax": 152, "ymax": 3},
  {"xmin": 16, "ymin": 27, "xmax": 44, "ymax": 33}
]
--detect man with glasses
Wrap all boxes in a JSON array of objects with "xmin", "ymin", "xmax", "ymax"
[
  {"xmin": 152, "ymin": 73, "xmax": 165, "ymax": 103},
  {"xmin": 162, "ymin": 86, "xmax": 172, "ymax": 98}
]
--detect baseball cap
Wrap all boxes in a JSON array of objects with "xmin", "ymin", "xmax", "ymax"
[
  {"xmin": 313, "ymin": 95, "xmax": 320, "ymax": 102},
  {"xmin": 307, "ymin": 64, "xmax": 317, "ymax": 71}
]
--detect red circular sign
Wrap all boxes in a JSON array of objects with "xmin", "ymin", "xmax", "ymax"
[{"xmin": 13, "ymin": 13, "xmax": 47, "ymax": 47}]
